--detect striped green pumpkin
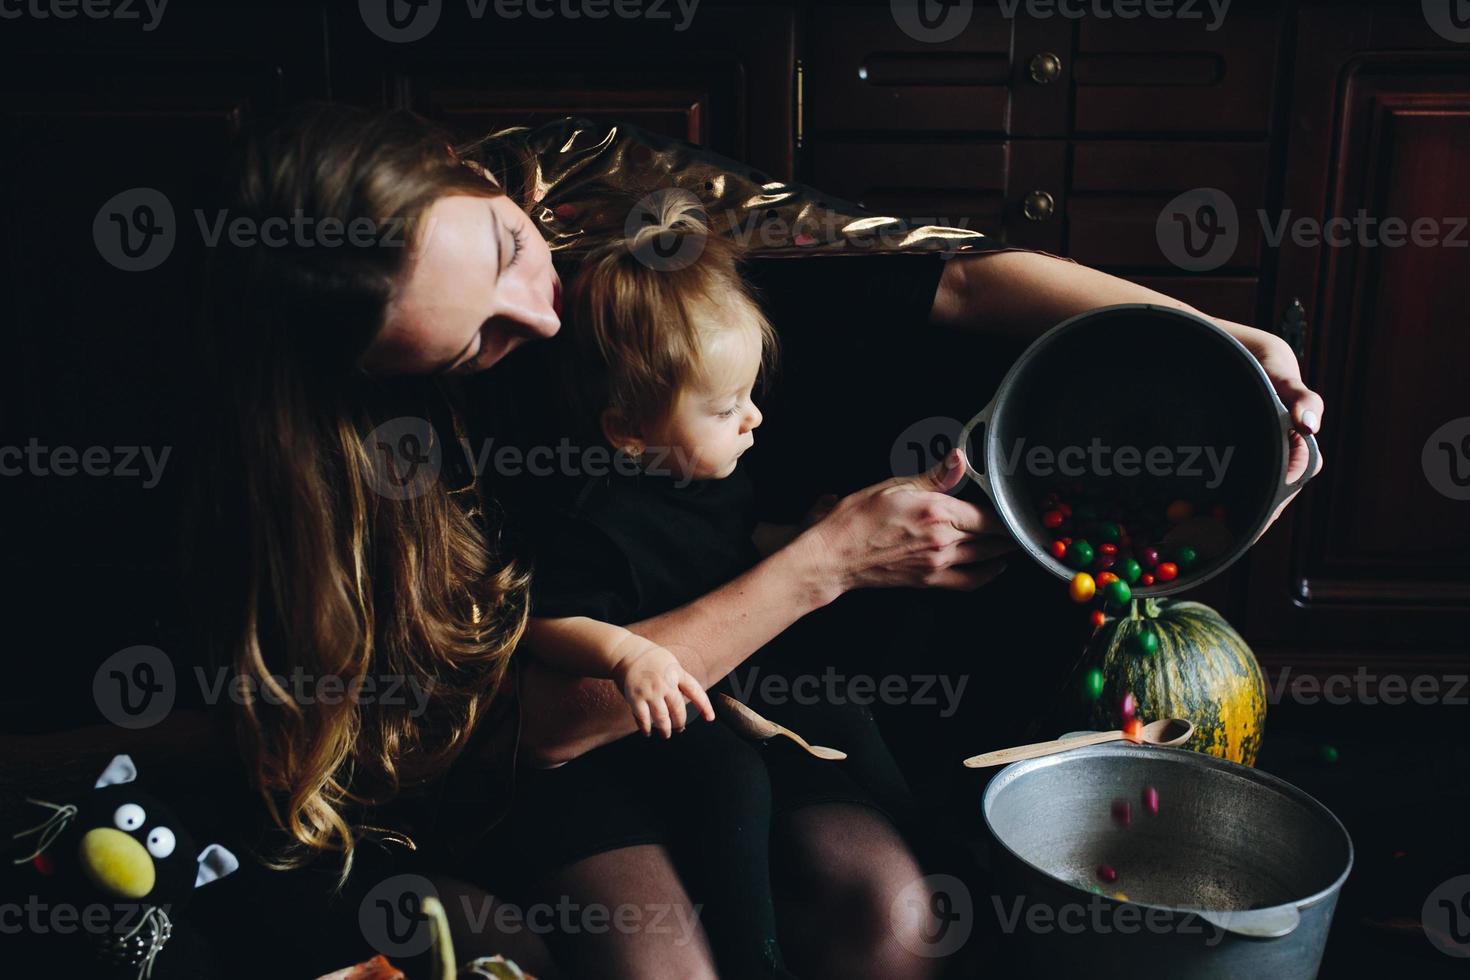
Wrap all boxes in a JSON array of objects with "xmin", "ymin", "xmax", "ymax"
[{"xmin": 1079, "ymin": 598, "xmax": 1267, "ymax": 766}]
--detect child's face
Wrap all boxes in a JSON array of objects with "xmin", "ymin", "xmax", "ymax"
[{"xmin": 647, "ymin": 326, "xmax": 764, "ymax": 481}]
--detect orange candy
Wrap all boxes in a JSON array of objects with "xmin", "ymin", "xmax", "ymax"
[
  {"xmin": 1096, "ymin": 572, "xmax": 1120, "ymax": 586},
  {"xmin": 1122, "ymin": 717, "xmax": 1144, "ymax": 741}
]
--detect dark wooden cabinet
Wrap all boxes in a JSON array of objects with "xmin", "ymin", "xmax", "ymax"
[{"xmin": 1, "ymin": 0, "xmax": 1466, "ymax": 727}]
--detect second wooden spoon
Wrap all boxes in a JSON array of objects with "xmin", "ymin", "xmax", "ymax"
[{"xmin": 962, "ymin": 718, "xmax": 1194, "ymax": 768}]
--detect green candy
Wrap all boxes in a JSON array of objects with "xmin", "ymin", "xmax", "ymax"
[
  {"xmin": 1084, "ymin": 667, "xmax": 1106, "ymax": 700},
  {"xmin": 1105, "ymin": 579, "xmax": 1132, "ymax": 606},
  {"xmin": 1097, "ymin": 521, "xmax": 1121, "ymax": 543},
  {"xmin": 1317, "ymin": 744, "xmax": 1339, "ymax": 765},
  {"xmin": 1174, "ymin": 545, "xmax": 1198, "ymax": 569},
  {"xmin": 1119, "ymin": 559, "xmax": 1142, "ymax": 584},
  {"xmin": 1131, "ymin": 626, "xmax": 1159, "ymax": 656},
  {"xmin": 1067, "ymin": 540, "xmax": 1096, "ymax": 569}
]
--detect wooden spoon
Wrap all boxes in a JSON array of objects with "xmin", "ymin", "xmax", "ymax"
[
  {"xmin": 716, "ymin": 694, "xmax": 848, "ymax": 761},
  {"xmin": 962, "ymin": 719, "xmax": 1194, "ymax": 769}
]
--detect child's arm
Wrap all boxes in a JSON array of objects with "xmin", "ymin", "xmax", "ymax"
[{"xmin": 525, "ymin": 617, "xmax": 715, "ymax": 738}]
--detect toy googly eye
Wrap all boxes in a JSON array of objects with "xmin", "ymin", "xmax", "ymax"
[
  {"xmin": 146, "ymin": 827, "xmax": 176, "ymax": 859},
  {"xmin": 114, "ymin": 804, "xmax": 146, "ymax": 832}
]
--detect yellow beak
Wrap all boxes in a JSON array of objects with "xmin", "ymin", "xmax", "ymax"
[{"xmin": 78, "ymin": 828, "xmax": 155, "ymax": 899}]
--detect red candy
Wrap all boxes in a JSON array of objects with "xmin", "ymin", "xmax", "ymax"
[
  {"xmin": 1043, "ymin": 509, "xmax": 1065, "ymax": 529},
  {"xmin": 1049, "ymin": 539, "xmax": 1068, "ymax": 560},
  {"xmin": 1155, "ymin": 562, "xmax": 1179, "ymax": 582},
  {"xmin": 1097, "ymin": 865, "xmax": 1118, "ymax": 883},
  {"xmin": 1057, "ymin": 502, "xmax": 1073, "ymax": 517},
  {"xmin": 1119, "ymin": 691, "xmax": 1137, "ymax": 720},
  {"xmin": 1138, "ymin": 546, "xmax": 1161, "ymax": 570},
  {"xmin": 1098, "ymin": 542, "xmax": 1118, "ymax": 557},
  {"xmin": 1096, "ymin": 572, "xmax": 1119, "ymax": 587},
  {"xmin": 1142, "ymin": 786, "xmax": 1160, "ymax": 815},
  {"xmin": 1090, "ymin": 609, "xmax": 1107, "ymax": 628},
  {"xmin": 1122, "ymin": 718, "xmax": 1144, "ymax": 741},
  {"xmin": 1140, "ymin": 573, "xmax": 1155, "ymax": 586},
  {"xmin": 1111, "ymin": 799, "xmax": 1132, "ymax": 827}
]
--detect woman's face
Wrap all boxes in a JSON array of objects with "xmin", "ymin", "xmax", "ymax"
[{"xmin": 363, "ymin": 193, "xmax": 562, "ymax": 376}]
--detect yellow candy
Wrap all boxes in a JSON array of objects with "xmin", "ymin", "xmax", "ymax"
[
  {"xmin": 1069, "ymin": 572, "xmax": 1096, "ymax": 603},
  {"xmin": 1113, "ymin": 891, "xmax": 1129, "ymax": 902}
]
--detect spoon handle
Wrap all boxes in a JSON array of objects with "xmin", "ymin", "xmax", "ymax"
[{"xmin": 963, "ymin": 730, "xmax": 1125, "ymax": 768}]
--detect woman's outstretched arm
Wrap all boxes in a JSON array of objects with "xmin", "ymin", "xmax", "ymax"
[{"xmin": 518, "ymin": 450, "xmax": 1014, "ymax": 766}]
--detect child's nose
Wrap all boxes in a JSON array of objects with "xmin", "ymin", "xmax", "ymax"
[{"xmin": 744, "ymin": 404, "xmax": 763, "ymax": 432}]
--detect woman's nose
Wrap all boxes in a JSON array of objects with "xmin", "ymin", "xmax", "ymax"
[{"xmin": 495, "ymin": 266, "xmax": 562, "ymax": 340}]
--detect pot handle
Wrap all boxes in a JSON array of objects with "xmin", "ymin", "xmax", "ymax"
[
  {"xmin": 956, "ymin": 400, "xmax": 995, "ymax": 500},
  {"xmin": 1197, "ymin": 904, "xmax": 1301, "ymax": 940},
  {"xmin": 1269, "ymin": 409, "xmax": 1322, "ymax": 511}
]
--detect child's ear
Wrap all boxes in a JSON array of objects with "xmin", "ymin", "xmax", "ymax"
[{"xmin": 601, "ymin": 409, "xmax": 644, "ymax": 456}]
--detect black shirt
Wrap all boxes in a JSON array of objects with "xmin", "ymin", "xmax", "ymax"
[{"xmin": 530, "ymin": 461, "xmax": 762, "ymax": 624}]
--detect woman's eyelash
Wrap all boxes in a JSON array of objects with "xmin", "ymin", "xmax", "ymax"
[{"xmin": 506, "ymin": 227, "xmax": 525, "ymax": 269}]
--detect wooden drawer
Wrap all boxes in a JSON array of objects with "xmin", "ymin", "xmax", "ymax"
[
  {"xmin": 1073, "ymin": 6, "xmax": 1283, "ymax": 135},
  {"xmin": 1066, "ymin": 141, "xmax": 1270, "ymax": 270},
  {"xmin": 805, "ymin": 3, "xmax": 1012, "ymax": 135}
]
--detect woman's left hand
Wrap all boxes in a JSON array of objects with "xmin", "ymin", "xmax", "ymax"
[{"xmin": 1215, "ymin": 320, "xmax": 1325, "ymax": 530}]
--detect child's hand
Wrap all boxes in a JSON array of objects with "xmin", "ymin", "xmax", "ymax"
[{"xmin": 608, "ymin": 633, "xmax": 715, "ymax": 738}]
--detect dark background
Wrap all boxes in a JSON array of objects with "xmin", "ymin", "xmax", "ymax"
[{"xmin": 1, "ymin": 1, "xmax": 1467, "ymax": 976}]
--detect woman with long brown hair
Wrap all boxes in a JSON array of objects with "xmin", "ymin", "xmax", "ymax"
[{"xmin": 188, "ymin": 102, "xmax": 1322, "ymax": 979}]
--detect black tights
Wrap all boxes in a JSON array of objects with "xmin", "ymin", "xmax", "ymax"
[{"xmin": 522, "ymin": 803, "xmax": 939, "ymax": 980}]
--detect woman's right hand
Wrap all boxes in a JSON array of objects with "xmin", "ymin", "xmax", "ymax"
[{"xmin": 800, "ymin": 448, "xmax": 1016, "ymax": 595}]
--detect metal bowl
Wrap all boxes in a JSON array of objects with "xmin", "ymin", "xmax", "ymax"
[{"xmin": 982, "ymin": 742, "xmax": 1352, "ymax": 979}]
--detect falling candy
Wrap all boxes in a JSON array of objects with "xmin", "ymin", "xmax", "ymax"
[
  {"xmin": 1122, "ymin": 718, "xmax": 1144, "ymax": 741},
  {"xmin": 1070, "ymin": 572, "xmax": 1097, "ymax": 603},
  {"xmin": 1119, "ymin": 691, "xmax": 1137, "ymax": 720},
  {"xmin": 1084, "ymin": 668, "xmax": 1106, "ymax": 700},
  {"xmin": 1316, "ymin": 744, "xmax": 1339, "ymax": 765},
  {"xmin": 1112, "ymin": 891, "xmax": 1130, "ymax": 902},
  {"xmin": 1111, "ymin": 799, "xmax": 1132, "ymax": 827},
  {"xmin": 1097, "ymin": 865, "xmax": 1118, "ymax": 883},
  {"xmin": 1089, "ymin": 609, "xmax": 1107, "ymax": 629},
  {"xmin": 1142, "ymin": 786, "xmax": 1159, "ymax": 815},
  {"xmin": 1131, "ymin": 626, "xmax": 1159, "ymax": 656}
]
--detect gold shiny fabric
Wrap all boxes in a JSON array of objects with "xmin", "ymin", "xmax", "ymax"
[{"xmin": 459, "ymin": 115, "xmax": 1000, "ymax": 260}]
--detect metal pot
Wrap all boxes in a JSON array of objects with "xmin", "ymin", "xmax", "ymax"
[
  {"xmin": 958, "ymin": 304, "xmax": 1321, "ymax": 596},
  {"xmin": 982, "ymin": 742, "xmax": 1353, "ymax": 979}
]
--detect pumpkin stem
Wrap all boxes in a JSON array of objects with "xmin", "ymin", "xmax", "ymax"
[
  {"xmin": 1128, "ymin": 599, "xmax": 1141, "ymax": 622},
  {"xmin": 1142, "ymin": 597, "xmax": 1164, "ymax": 619}
]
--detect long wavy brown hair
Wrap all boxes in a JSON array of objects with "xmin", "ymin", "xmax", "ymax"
[{"xmin": 188, "ymin": 103, "xmax": 533, "ymax": 881}]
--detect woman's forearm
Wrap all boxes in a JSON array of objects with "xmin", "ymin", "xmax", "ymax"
[{"xmin": 517, "ymin": 533, "xmax": 839, "ymax": 766}]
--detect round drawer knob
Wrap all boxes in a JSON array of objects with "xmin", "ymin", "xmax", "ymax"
[
  {"xmin": 1022, "ymin": 191, "xmax": 1056, "ymax": 222},
  {"xmin": 1028, "ymin": 52, "xmax": 1062, "ymax": 85}
]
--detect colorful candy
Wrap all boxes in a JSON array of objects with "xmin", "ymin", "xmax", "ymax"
[
  {"xmin": 1138, "ymin": 546, "xmax": 1161, "ymax": 570},
  {"xmin": 1119, "ymin": 691, "xmax": 1137, "ymax": 720},
  {"xmin": 1070, "ymin": 572, "xmax": 1097, "ymax": 603},
  {"xmin": 1139, "ymin": 573, "xmax": 1155, "ymax": 586},
  {"xmin": 1096, "ymin": 521, "xmax": 1121, "ymax": 543},
  {"xmin": 1097, "ymin": 865, "xmax": 1118, "ymax": 883},
  {"xmin": 1104, "ymin": 579, "xmax": 1132, "ymax": 605},
  {"xmin": 1067, "ymin": 540, "xmax": 1096, "ymax": 569},
  {"xmin": 1096, "ymin": 571, "xmax": 1120, "ymax": 587},
  {"xmin": 1043, "ymin": 509, "xmax": 1065, "ymax": 529},
  {"xmin": 1084, "ymin": 668, "xmax": 1106, "ymax": 700},
  {"xmin": 1317, "ymin": 744, "xmax": 1339, "ymax": 765},
  {"xmin": 1122, "ymin": 718, "xmax": 1144, "ymax": 741},
  {"xmin": 1118, "ymin": 558, "xmax": 1142, "ymax": 584},
  {"xmin": 1111, "ymin": 799, "xmax": 1132, "ymax": 827},
  {"xmin": 1089, "ymin": 609, "xmax": 1107, "ymax": 628},
  {"xmin": 1131, "ymin": 626, "xmax": 1159, "ymax": 656},
  {"xmin": 1142, "ymin": 786, "xmax": 1160, "ymax": 815},
  {"xmin": 1154, "ymin": 562, "xmax": 1178, "ymax": 582},
  {"xmin": 1173, "ymin": 545, "xmax": 1198, "ymax": 570},
  {"xmin": 1049, "ymin": 539, "xmax": 1068, "ymax": 560}
]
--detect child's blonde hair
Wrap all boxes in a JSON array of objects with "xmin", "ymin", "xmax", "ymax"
[{"xmin": 564, "ymin": 192, "xmax": 778, "ymax": 440}]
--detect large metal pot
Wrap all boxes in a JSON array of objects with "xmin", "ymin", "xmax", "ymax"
[
  {"xmin": 982, "ymin": 742, "xmax": 1352, "ymax": 979},
  {"xmin": 958, "ymin": 304, "xmax": 1321, "ymax": 596}
]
